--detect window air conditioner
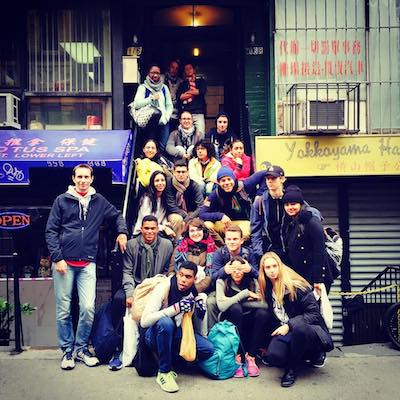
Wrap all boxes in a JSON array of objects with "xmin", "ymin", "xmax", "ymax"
[
  {"xmin": 0, "ymin": 93, "xmax": 21, "ymax": 129},
  {"xmin": 307, "ymin": 99, "xmax": 346, "ymax": 131}
]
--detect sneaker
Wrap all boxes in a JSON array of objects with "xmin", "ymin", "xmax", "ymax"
[
  {"xmin": 234, "ymin": 364, "xmax": 245, "ymax": 378},
  {"xmin": 60, "ymin": 351, "xmax": 75, "ymax": 370},
  {"xmin": 156, "ymin": 371, "xmax": 179, "ymax": 393},
  {"xmin": 245, "ymin": 354, "xmax": 260, "ymax": 377},
  {"xmin": 311, "ymin": 352, "xmax": 326, "ymax": 368},
  {"xmin": 76, "ymin": 348, "xmax": 100, "ymax": 367},
  {"xmin": 281, "ymin": 368, "xmax": 296, "ymax": 387},
  {"xmin": 108, "ymin": 352, "xmax": 123, "ymax": 371},
  {"xmin": 256, "ymin": 348, "xmax": 269, "ymax": 366}
]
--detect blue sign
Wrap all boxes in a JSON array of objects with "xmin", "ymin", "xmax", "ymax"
[{"xmin": 0, "ymin": 130, "xmax": 133, "ymax": 185}]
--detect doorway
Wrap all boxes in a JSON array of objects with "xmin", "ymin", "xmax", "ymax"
[{"xmin": 132, "ymin": 4, "xmax": 243, "ymax": 135}]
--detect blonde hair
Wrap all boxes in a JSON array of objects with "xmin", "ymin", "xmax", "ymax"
[{"xmin": 258, "ymin": 252, "xmax": 311, "ymax": 305}]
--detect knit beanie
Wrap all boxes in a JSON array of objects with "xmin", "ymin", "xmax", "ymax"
[
  {"xmin": 282, "ymin": 185, "xmax": 304, "ymax": 204},
  {"xmin": 217, "ymin": 166, "xmax": 236, "ymax": 181}
]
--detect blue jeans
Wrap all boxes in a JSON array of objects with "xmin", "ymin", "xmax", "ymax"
[
  {"xmin": 145, "ymin": 316, "xmax": 214, "ymax": 372},
  {"xmin": 158, "ymin": 123, "xmax": 170, "ymax": 153},
  {"xmin": 52, "ymin": 262, "xmax": 96, "ymax": 353}
]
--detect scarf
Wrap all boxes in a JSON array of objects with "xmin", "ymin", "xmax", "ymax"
[
  {"xmin": 66, "ymin": 185, "xmax": 96, "ymax": 220},
  {"xmin": 216, "ymin": 181, "xmax": 244, "ymax": 214},
  {"xmin": 164, "ymin": 71, "xmax": 179, "ymax": 85},
  {"xmin": 178, "ymin": 124, "xmax": 196, "ymax": 149},
  {"xmin": 172, "ymin": 176, "xmax": 190, "ymax": 212},
  {"xmin": 175, "ymin": 235, "xmax": 216, "ymax": 270},
  {"xmin": 168, "ymin": 275, "xmax": 198, "ymax": 307},
  {"xmin": 183, "ymin": 75, "xmax": 196, "ymax": 104},
  {"xmin": 136, "ymin": 235, "xmax": 160, "ymax": 284},
  {"xmin": 144, "ymin": 76, "xmax": 164, "ymax": 108}
]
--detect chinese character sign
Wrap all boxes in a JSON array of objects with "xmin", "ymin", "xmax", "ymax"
[{"xmin": 275, "ymin": 31, "xmax": 366, "ymax": 83}]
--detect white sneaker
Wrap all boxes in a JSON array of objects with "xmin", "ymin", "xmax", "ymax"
[
  {"xmin": 76, "ymin": 348, "xmax": 100, "ymax": 367},
  {"xmin": 61, "ymin": 351, "xmax": 75, "ymax": 370}
]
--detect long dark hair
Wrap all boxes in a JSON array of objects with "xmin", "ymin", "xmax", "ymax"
[
  {"xmin": 146, "ymin": 170, "xmax": 168, "ymax": 213},
  {"xmin": 193, "ymin": 139, "xmax": 216, "ymax": 160}
]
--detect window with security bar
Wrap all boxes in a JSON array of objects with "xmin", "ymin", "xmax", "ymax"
[
  {"xmin": 26, "ymin": 9, "xmax": 112, "ymax": 129},
  {"xmin": 274, "ymin": 0, "xmax": 400, "ymax": 135}
]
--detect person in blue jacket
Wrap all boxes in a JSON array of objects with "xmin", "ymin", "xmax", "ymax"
[
  {"xmin": 199, "ymin": 166, "xmax": 267, "ymax": 246},
  {"xmin": 46, "ymin": 163, "xmax": 128, "ymax": 371}
]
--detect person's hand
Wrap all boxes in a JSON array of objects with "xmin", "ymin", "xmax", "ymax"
[
  {"xmin": 313, "ymin": 282, "xmax": 324, "ymax": 297},
  {"xmin": 221, "ymin": 214, "xmax": 231, "ymax": 227},
  {"xmin": 178, "ymin": 298, "xmax": 195, "ymax": 313},
  {"xmin": 116, "ymin": 233, "xmax": 128, "ymax": 253},
  {"xmin": 224, "ymin": 261, "xmax": 236, "ymax": 275},
  {"xmin": 55, "ymin": 260, "xmax": 68, "ymax": 275},
  {"xmin": 195, "ymin": 298, "xmax": 207, "ymax": 320},
  {"xmin": 164, "ymin": 226, "xmax": 176, "ymax": 238},
  {"xmin": 240, "ymin": 260, "xmax": 251, "ymax": 273},
  {"xmin": 152, "ymin": 92, "xmax": 160, "ymax": 100},
  {"xmin": 126, "ymin": 297, "xmax": 133, "ymax": 308},
  {"xmin": 271, "ymin": 324, "xmax": 289, "ymax": 336},
  {"xmin": 183, "ymin": 153, "xmax": 191, "ymax": 160},
  {"xmin": 248, "ymin": 291, "xmax": 261, "ymax": 301}
]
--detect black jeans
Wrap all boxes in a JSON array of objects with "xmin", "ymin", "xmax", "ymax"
[{"xmin": 111, "ymin": 288, "xmax": 127, "ymax": 351}]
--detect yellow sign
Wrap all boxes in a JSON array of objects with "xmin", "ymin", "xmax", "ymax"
[{"xmin": 255, "ymin": 135, "xmax": 400, "ymax": 177}]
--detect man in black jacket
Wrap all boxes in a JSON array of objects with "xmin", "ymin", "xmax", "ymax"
[
  {"xmin": 45, "ymin": 164, "xmax": 128, "ymax": 370},
  {"xmin": 166, "ymin": 159, "xmax": 204, "ymax": 239}
]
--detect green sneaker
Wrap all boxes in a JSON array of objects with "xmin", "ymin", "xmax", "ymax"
[{"xmin": 156, "ymin": 371, "xmax": 179, "ymax": 393}]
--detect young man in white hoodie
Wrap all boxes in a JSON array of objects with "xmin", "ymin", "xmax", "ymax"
[{"xmin": 46, "ymin": 164, "xmax": 128, "ymax": 370}]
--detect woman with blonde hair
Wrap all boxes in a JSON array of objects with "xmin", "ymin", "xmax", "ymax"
[{"xmin": 254, "ymin": 252, "xmax": 333, "ymax": 387}]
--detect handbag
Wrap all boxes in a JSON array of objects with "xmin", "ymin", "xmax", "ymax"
[
  {"xmin": 121, "ymin": 308, "xmax": 139, "ymax": 367},
  {"xmin": 179, "ymin": 310, "xmax": 196, "ymax": 362},
  {"xmin": 129, "ymin": 103, "xmax": 160, "ymax": 128}
]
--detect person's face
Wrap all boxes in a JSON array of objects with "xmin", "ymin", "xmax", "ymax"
[
  {"xmin": 143, "ymin": 141, "xmax": 157, "ymax": 159},
  {"xmin": 218, "ymin": 176, "xmax": 235, "ymax": 192},
  {"xmin": 173, "ymin": 166, "xmax": 189, "ymax": 183},
  {"xmin": 231, "ymin": 265, "xmax": 245, "ymax": 284},
  {"xmin": 196, "ymin": 145, "xmax": 208, "ymax": 161},
  {"xmin": 169, "ymin": 61, "xmax": 179, "ymax": 77},
  {"xmin": 284, "ymin": 202, "xmax": 301, "ymax": 217},
  {"xmin": 231, "ymin": 142, "xmax": 244, "ymax": 158},
  {"xmin": 216, "ymin": 116, "xmax": 228, "ymax": 133},
  {"xmin": 184, "ymin": 64, "xmax": 195, "ymax": 78},
  {"xmin": 180, "ymin": 112, "xmax": 193, "ymax": 130},
  {"xmin": 141, "ymin": 221, "xmax": 158, "ymax": 244},
  {"xmin": 266, "ymin": 176, "xmax": 285, "ymax": 192},
  {"xmin": 153, "ymin": 173, "xmax": 166, "ymax": 193},
  {"xmin": 176, "ymin": 267, "xmax": 196, "ymax": 291},
  {"xmin": 149, "ymin": 66, "xmax": 161, "ymax": 82},
  {"xmin": 225, "ymin": 231, "xmax": 244, "ymax": 253},
  {"xmin": 72, "ymin": 167, "xmax": 93, "ymax": 193},
  {"xmin": 188, "ymin": 224, "xmax": 204, "ymax": 242},
  {"xmin": 263, "ymin": 257, "xmax": 280, "ymax": 281}
]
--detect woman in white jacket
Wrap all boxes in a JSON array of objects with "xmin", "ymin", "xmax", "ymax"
[{"xmin": 133, "ymin": 64, "xmax": 173, "ymax": 153}]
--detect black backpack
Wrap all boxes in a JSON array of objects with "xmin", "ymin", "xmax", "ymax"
[
  {"xmin": 90, "ymin": 301, "xmax": 121, "ymax": 364},
  {"xmin": 132, "ymin": 326, "xmax": 159, "ymax": 377}
]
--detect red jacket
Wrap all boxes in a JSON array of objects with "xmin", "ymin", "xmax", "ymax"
[{"xmin": 221, "ymin": 152, "xmax": 252, "ymax": 180}]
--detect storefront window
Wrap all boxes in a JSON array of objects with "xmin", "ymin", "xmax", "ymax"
[
  {"xmin": 275, "ymin": 0, "xmax": 367, "ymax": 134},
  {"xmin": 0, "ymin": 39, "xmax": 20, "ymax": 88},
  {"xmin": 26, "ymin": 9, "xmax": 112, "ymax": 129},
  {"xmin": 27, "ymin": 97, "xmax": 111, "ymax": 130},
  {"xmin": 369, "ymin": 0, "xmax": 400, "ymax": 133}
]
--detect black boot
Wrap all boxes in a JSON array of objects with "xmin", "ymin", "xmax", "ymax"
[{"xmin": 281, "ymin": 368, "xmax": 296, "ymax": 387}]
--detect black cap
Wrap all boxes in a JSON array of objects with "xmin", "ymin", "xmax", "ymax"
[
  {"xmin": 266, "ymin": 165, "xmax": 285, "ymax": 178},
  {"xmin": 282, "ymin": 185, "xmax": 304, "ymax": 204}
]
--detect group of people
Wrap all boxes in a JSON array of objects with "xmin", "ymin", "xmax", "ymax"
[{"xmin": 45, "ymin": 154, "xmax": 337, "ymax": 392}]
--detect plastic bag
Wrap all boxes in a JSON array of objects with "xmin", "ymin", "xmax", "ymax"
[
  {"xmin": 179, "ymin": 310, "xmax": 196, "ymax": 362},
  {"xmin": 121, "ymin": 308, "xmax": 139, "ymax": 366}
]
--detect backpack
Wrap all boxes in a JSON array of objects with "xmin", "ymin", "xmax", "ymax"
[
  {"xmin": 132, "ymin": 326, "xmax": 159, "ymax": 377},
  {"xmin": 324, "ymin": 226, "xmax": 343, "ymax": 278},
  {"xmin": 198, "ymin": 320, "xmax": 240, "ymax": 380},
  {"xmin": 90, "ymin": 301, "xmax": 121, "ymax": 363},
  {"xmin": 131, "ymin": 274, "xmax": 168, "ymax": 322}
]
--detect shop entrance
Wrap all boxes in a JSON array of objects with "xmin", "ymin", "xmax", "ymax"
[{"xmin": 130, "ymin": 3, "xmax": 244, "ymax": 135}]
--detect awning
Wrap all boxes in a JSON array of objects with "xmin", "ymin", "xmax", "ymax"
[{"xmin": 0, "ymin": 130, "xmax": 133, "ymax": 185}]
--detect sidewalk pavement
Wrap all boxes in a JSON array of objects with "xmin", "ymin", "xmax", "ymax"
[{"xmin": 1, "ymin": 343, "xmax": 399, "ymax": 400}]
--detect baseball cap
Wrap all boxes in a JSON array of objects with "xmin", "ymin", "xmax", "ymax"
[{"xmin": 266, "ymin": 165, "xmax": 285, "ymax": 178}]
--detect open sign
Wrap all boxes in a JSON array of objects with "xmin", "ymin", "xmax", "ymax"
[{"xmin": 0, "ymin": 211, "xmax": 31, "ymax": 230}]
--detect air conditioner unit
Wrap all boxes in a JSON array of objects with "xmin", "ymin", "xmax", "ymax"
[
  {"xmin": 0, "ymin": 93, "xmax": 21, "ymax": 129},
  {"xmin": 307, "ymin": 99, "xmax": 346, "ymax": 131}
]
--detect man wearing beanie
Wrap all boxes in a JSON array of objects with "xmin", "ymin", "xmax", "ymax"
[
  {"xmin": 199, "ymin": 166, "xmax": 267, "ymax": 245},
  {"xmin": 250, "ymin": 165, "xmax": 288, "ymax": 263},
  {"xmin": 283, "ymin": 184, "xmax": 333, "ymax": 293}
]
